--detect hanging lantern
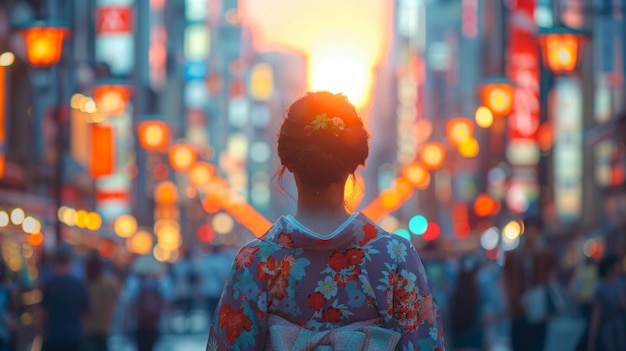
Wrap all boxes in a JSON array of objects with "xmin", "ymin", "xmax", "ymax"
[
  {"xmin": 418, "ymin": 142, "xmax": 446, "ymax": 170},
  {"xmin": 154, "ymin": 181, "xmax": 178, "ymax": 205},
  {"xmin": 17, "ymin": 20, "xmax": 70, "ymax": 67},
  {"xmin": 169, "ymin": 144, "xmax": 196, "ymax": 172},
  {"xmin": 537, "ymin": 26, "xmax": 588, "ymax": 75},
  {"xmin": 479, "ymin": 78, "xmax": 515, "ymax": 117},
  {"xmin": 188, "ymin": 162, "xmax": 215, "ymax": 188},
  {"xmin": 446, "ymin": 118, "xmax": 474, "ymax": 146},
  {"xmin": 138, "ymin": 120, "xmax": 169, "ymax": 151},
  {"xmin": 92, "ymin": 79, "xmax": 132, "ymax": 115}
]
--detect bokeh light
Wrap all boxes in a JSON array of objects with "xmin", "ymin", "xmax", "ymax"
[
  {"xmin": 419, "ymin": 142, "xmax": 446, "ymax": 170},
  {"xmin": 480, "ymin": 227, "xmax": 500, "ymax": 250},
  {"xmin": 212, "ymin": 212, "xmax": 234, "ymax": 235},
  {"xmin": 10, "ymin": 208, "xmax": 25, "ymax": 225},
  {"xmin": 408, "ymin": 215, "xmax": 428, "ymax": 235},
  {"xmin": 458, "ymin": 137, "xmax": 479, "ymax": 158},
  {"xmin": 475, "ymin": 106, "xmax": 494, "ymax": 128},
  {"xmin": 0, "ymin": 212, "xmax": 9, "ymax": 227},
  {"xmin": 503, "ymin": 220, "xmax": 522, "ymax": 240},
  {"xmin": 114, "ymin": 214, "xmax": 137, "ymax": 238},
  {"xmin": 86, "ymin": 212, "xmax": 102, "ymax": 231},
  {"xmin": 422, "ymin": 222, "xmax": 440, "ymax": 241}
]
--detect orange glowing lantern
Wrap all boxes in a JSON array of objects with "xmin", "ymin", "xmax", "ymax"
[
  {"xmin": 127, "ymin": 230, "xmax": 154, "ymax": 255},
  {"xmin": 188, "ymin": 162, "xmax": 214, "ymax": 188},
  {"xmin": 474, "ymin": 193, "xmax": 500, "ymax": 217},
  {"xmin": 93, "ymin": 80, "xmax": 132, "ymax": 115},
  {"xmin": 458, "ymin": 137, "xmax": 480, "ymax": 158},
  {"xmin": 89, "ymin": 124, "xmax": 114, "ymax": 178},
  {"xmin": 154, "ymin": 181, "xmax": 178, "ymax": 205},
  {"xmin": 537, "ymin": 26, "xmax": 588, "ymax": 75},
  {"xmin": 419, "ymin": 142, "xmax": 446, "ymax": 170},
  {"xmin": 169, "ymin": 144, "xmax": 196, "ymax": 172},
  {"xmin": 402, "ymin": 162, "xmax": 430, "ymax": 189},
  {"xmin": 446, "ymin": 118, "xmax": 473, "ymax": 146},
  {"xmin": 138, "ymin": 120, "xmax": 169, "ymax": 151},
  {"xmin": 17, "ymin": 20, "xmax": 70, "ymax": 67},
  {"xmin": 29, "ymin": 232, "xmax": 44, "ymax": 246},
  {"xmin": 479, "ymin": 78, "xmax": 515, "ymax": 117}
]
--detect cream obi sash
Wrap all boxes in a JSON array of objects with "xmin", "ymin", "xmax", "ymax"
[{"xmin": 266, "ymin": 314, "xmax": 401, "ymax": 351}]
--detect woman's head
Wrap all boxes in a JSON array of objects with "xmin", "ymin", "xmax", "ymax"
[{"xmin": 277, "ymin": 92, "xmax": 370, "ymax": 186}]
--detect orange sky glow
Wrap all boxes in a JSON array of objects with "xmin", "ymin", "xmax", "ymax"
[{"xmin": 240, "ymin": 0, "xmax": 393, "ymax": 108}]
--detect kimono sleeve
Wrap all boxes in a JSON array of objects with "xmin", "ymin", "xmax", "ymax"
[
  {"xmin": 207, "ymin": 242, "xmax": 269, "ymax": 351},
  {"xmin": 391, "ymin": 239, "xmax": 445, "ymax": 351}
]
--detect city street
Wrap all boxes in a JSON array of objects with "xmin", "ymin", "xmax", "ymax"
[
  {"xmin": 109, "ymin": 334, "xmax": 208, "ymax": 351},
  {"xmin": 1, "ymin": 0, "xmax": 625, "ymax": 350}
]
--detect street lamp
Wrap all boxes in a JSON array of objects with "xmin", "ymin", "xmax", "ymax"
[
  {"xmin": 17, "ymin": 20, "xmax": 71, "ymax": 244},
  {"xmin": 535, "ymin": 25, "xmax": 589, "ymax": 226},
  {"xmin": 92, "ymin": 79, "xmax": 132, "ymax": 116},
  {"xmin": 537, "ymin": 26, "xmax": 588, "ymax": 75},
  {"xmin": 17, "ymin": 21, "xmax": 69, "ymax": 67}
]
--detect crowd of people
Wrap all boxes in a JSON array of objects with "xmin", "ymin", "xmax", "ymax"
[
  {"xmin": 427, "ymin": 220, "xmax": 626, "ymax": 351},
  {"xmin": 0, "ymin": 223, "xmax": 617, "ymax": 351},
  {"xmin": 0, "ymin": 244, "xmax": 230, "ymax": 351}
]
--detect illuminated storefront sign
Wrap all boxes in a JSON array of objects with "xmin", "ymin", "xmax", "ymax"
[
  {"xmin": 506, "ymin": 0, "xmax": 540, "ymax": 214},
  {"xmin": 553, "ymin": 77, "xmax": 583, "ymax": 220}
]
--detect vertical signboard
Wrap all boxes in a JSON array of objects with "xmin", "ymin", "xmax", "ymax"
[
  {"xmin": 553, "ymin": 77, "xmax": 582, "ymax": 220},
  {"xmin": 95, "ymin": 113, "xmax": 133, "ymax": 222},
  {"xmin": 506, "ymin": 0, "xmax": 541, "ymax": 215},
  {"xmin": 89, "ymin": 124, "xmax": 115, "ymax": 177},
  {"xmin": 95, "ymin": 0, "xmax": 134, "ymax": 76}
]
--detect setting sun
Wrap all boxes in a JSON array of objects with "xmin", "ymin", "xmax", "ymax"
[
  {"xmin": 241, "ymin": 0, "xmax": 391, "ymax": 109},
  {"xmin": 309, "ymin": 48, "xmax": 371, "ymax": 108}
]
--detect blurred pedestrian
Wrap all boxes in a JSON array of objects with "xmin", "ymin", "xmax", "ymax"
[
  {"xmin": 449, "ymin": 254, "xmax": 484, "ymax": 351},
  {"xmin": 40, "ymin": 244, "xmax": 89, "ymax": 351},
  {"xmin": 587, "ymin": 254, "xmax": 626, "ymax": 351},
  {"xmin": 503, "ymin": 218, "xmax": 556, "ymax": 351},
  {"xmin": 570, "ymin": 256, "xmax": 598, "ymax": 351},
  {"xmin": 83, "ymin": 251, "xmax": 119, "ymax": 351},
  {"xmin": 121, "ymin": 255, "xmax": 172, "ymax": 351},
  {"xmin": 170, "ymin": 249, "xmax": 193, "ymax": 318},
  {"xmin": 200, "ymin": 246, "xmax": 228, "ymax": 319},
  {"xmin": 0, "ymin": 261, "xmax": 16, "ymax": 351}
]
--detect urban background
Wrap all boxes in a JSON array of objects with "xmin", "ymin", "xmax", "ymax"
[{"xmin": 0, "ymin": 0, "xmax": 625, "ymax": 350}]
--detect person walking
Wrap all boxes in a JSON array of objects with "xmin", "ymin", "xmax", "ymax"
[
  {"xmin": 503, "ymin": 218, "xmax": 556, "ymax": 351},
  {"xmin": 83, "ymin": 251, "xmax": 119, "ymax": 351},
  {"xmin": 587, "ymin": 254, "xmax": 626, "ymax": 351},
  {"xmin": 206, "ymin": 91, "xmax": 444, "ymax": 350},
  {"xmin": 449, "ymin": 254, "xmax": 485, "ymax": 351},
  {"xmin": 40, "ymin": 244, "xmax": 89, "ymax": 351},
  {"xmin": 121, "ymin": 255, "xmax": 171, "ymax": 351},
  {"xmin": 0, "ymin": 261, "xmax": 16, "ymax": 351}
]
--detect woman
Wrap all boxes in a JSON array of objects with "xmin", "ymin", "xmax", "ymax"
[
  {"xmin": 83, "ymin": 251, "xmax": 119, "ymax": 351},
  {"xmin": 207, "ymin": 92, "xmax": 444, "ymax": 350}
]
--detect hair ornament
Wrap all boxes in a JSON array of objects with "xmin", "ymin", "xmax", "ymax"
[{"xmin": 305, "ymin": 113, "xmax": 346, "ymax": 137}]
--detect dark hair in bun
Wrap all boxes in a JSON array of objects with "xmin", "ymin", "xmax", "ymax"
[{"xmin": 277, "ymin": 91, "xmax": 370, "ymax": 186}]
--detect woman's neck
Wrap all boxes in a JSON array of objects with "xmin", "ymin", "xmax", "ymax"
[{"xmin": 294, "ymin": 177, "xmax": 351, "ymax": 230}]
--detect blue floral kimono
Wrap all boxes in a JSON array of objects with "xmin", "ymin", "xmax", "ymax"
[{"xmin": 207, "ymin": 212, "xmax": 445, "ymax": 350}]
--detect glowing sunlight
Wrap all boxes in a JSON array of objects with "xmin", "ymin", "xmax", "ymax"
[
  {"xmin": 241, "ymin": 0, "xmax": 391, "ymax": 109},
  {"xmin": 309, "ymin": 48, "xmax": 371, "ymax": 108}
]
